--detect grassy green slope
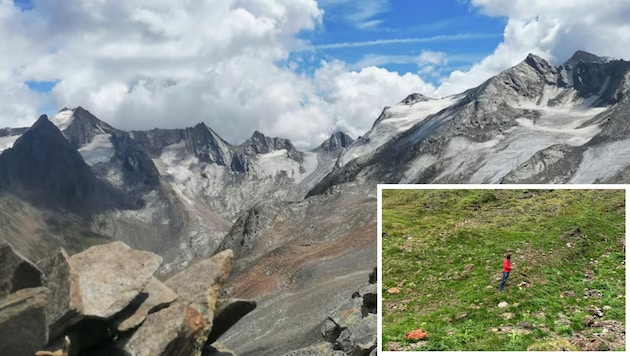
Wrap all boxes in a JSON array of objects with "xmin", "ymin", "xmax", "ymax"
[{"xmin": 382, "ymin": 189, "xmax": 625, "ymax": 351}]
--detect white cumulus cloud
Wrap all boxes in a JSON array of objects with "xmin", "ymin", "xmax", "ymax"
[{"xmin": 436, "ymin": 0, "xmax": 630, "ymax": 96}]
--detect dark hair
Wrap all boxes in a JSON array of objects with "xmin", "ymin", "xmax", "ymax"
[{"xmin": 506, "ymin": 254, "xmax": 511, "ymax": 260}]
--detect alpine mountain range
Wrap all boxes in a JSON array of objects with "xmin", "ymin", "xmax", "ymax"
[{"xmin": 0, "ymin": 50, "xmax": 629, "ymax": 355}]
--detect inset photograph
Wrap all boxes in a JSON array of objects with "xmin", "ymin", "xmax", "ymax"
[{"xmin": 381, "ymin": 188, "xmax": 626, "ymax": 351}]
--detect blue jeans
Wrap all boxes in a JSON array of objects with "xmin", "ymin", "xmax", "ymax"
[{"xmin": 500, "ymin": 272, "xmax": 509, "ymax": 291}]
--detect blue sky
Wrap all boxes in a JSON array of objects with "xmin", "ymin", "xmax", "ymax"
[{"xmin": 294, "ymin": 0, "xmax": 505, "ymax": 84}]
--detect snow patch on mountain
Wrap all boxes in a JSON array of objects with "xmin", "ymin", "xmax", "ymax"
[
  {"xmin": 257, "ymin": 150, "xmax": 318, "ymax": 184},
  {"xmin": 0, "ymin": 135, "xmax": 19, "ymax": 153},
  {"xmin": 338, "ymin": 95, "xmax": 461, "ymax": 166},
  {"xmin": 50, "ymin": 110, "xmax": 74, "ymax": 131},
  {"xmin": 78, "ymin": 134, "xmax": 115, "ymax": 165},
  {"xmin": 570, "ymin": 139, "xmax": 630, "ymax": 183}
]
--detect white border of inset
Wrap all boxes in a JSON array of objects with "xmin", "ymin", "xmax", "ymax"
[{"xmin": 377, "ymin": 184, "xmax": 628, "ymax": 354}]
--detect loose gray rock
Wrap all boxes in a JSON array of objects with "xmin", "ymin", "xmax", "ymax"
[
  {"xmin": 0, "ymin": 241, "xmax": 43, "ymax": 299},
  {"xmin": 123, "ymin": 249, "xmax": 234, "ymax": 356},
  {"xmin": 336, "ymin": 328, "xmax": 355, "ymax": 354},
  {"xmin": 122, "ymin": 302, "xmax": 206, "ymax": 356},
  {"xmin": 498, "ymin": 301, "xmax": 509, "ymax": 308},
  {"xmin": 116, "ymin": 277, "xmax": 178, "ymax": 332},
  {"xmin": 165, "ymin": 248, "xmax": 234, "ymax": 333},
  {"xmin": 349, "ymin": 313, "xmax": 377, "ymax": 354},
  {"xmin": 0, "ymin": 287, "xmax": 48, "ymax": 356},
  {"xmin": 69, "ymin": 241, "xmax": 161, "ymax": 318},
  {"xmin": 282, "ymin": 342, "xmax": 334, "ymax": 356},
  {"xmin": 38, "ymin": 247, "xmax": 84, "ymax": 340}
]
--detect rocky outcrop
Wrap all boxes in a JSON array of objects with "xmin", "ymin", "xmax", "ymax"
[
  {"xmin": 0, "ymin": 241, "xmax": 254, "ymax": 356},
  {"xmin": 0, "ymin": 240, "xmax": 43, "ymax": 299},
  {"xmin": 38, "ymin": 248, "xmax": 83, "ymax": 340},
  {"xmin": 400, "ymin": 93, "xmax": 431, "ymax": 105},
  {"xmin": 115, "ymin": 277, "xmax": 178, "ymax": 332},
  {"xmin": 69, "ymin": 241, "xmax": 162, "ymax": 318},
  {"xmin": 284, "ymin": 268, "xmax": 377, "ymax": 356},
  {"xmin": 318, "ymin": 132, "xmax": 355, "ymax": 153},
  {"xmin": 0, "ymin": 287, "xmax": 49, "ymax": 355},
  {"xmin": 0, "ymin": 115, "xmax": 125, "ymax": 214},
  {"xmin": 122, "ymin": 249, "xmax": 234, "ymax": 356}
]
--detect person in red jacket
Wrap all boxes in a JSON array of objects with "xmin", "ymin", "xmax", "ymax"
[{"xmin": 499, "ymin": 254, "xmax": 511, "ymax": 292}]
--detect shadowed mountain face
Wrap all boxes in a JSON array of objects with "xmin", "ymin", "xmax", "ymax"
[
  {"xmin": 0, "ymin": 50, "xmax": 629, "ymax": 354},
  {"xmin": 0, "ymin": 116, "xmax": 125, "ymax": 214}
]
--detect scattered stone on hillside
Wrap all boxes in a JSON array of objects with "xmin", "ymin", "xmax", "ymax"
[
  {"xmin": 498, "ymin": 301, "xmax": 509, "ymax": 308},
  {"xmin": 455, "ymin": 312, "xmax": 469, "ymax": 320},
  {"xmin": 115, "ymin": 277, "xmax": 178, "ymax": 332},
  {"xmin": 518, "ymin": 321, "xmax": 534, "ymax": 330},
  {"xmin": 387, "ymin": 287, "xmax": 401, "ymax": 294},
  {"xmin": 405, "ymin": 329, "xmax": 428, "ymax": 341},
  {"xmin": 569, "ymin": 321, "xmax": 625, "ymax": 353},
  {"xmin": 388, "ymin": 341, "xmax": 403, "ymax": 351},
  {"xmin": 518, "ymin": 281, "xmax": 530, "ymax": 288},
  {"xmin": 349, "ymin": 313, "xmax": 377, "ymax": 354},
  {"xmin": 561, "ymin": 290, "xmax": 576, "ymax": 298},
  {"xmin": 502, "ymin": 312, "xmax": 514, "ymax": 320},
  {"xmin": 69, "ymin": 241, "xmax": 161, "ymax": 318},
  {"xmin": 463, "ymin": 264, "xmax": 473, "ymax": 273},
  {"xmin": 0, "ymin": 287, "xmax": 49, "ymax": 356},
  {"xmin": 584, "ymin": 269, "xmax": 595, "ymax": 282},
  {"xmin": 527, "ymin": 338, "xmax": 578, "ymax": 351},
  {"xmin": 286, "ymin": 267, "xmax": 377, "ymax": 355},
  {"xmin": 603, "ymin": 305, "xmax": 612, "ymax": 311},
  {"xmin": 582, "ymin": 315, "xmax": 596, "ymax": 327},
  {"xmin": 493, "ymin": 325, "xmax": 532, "ymax": 335},
  {"xmin": 0, "ymin": 241, "xmax": 43, "ymax": 299},
  {"xmin": 37, "ymin": 248, "xmax": 83, "ymax": 340},
  {"xmin": 586, "ymin": 306, "xmax": 604, "ymax": 317},
  {"xmin": 584, "ymin": 289, "xmax": 603, "ymax": 299}
]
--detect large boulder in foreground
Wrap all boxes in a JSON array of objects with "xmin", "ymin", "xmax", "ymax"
[
  {"xmin": 116, "ymin": 277, "xmax": 178, "ymax": 332},
  {"xmin": 0, "ymin": 241, "xmax": 43, "ymax": 299},
  {"xmin": 122, "ymin": 249, "xmax": 234, "ymax": 356},
  {"xmin": 69, "ymin": 241, "xmax": 161, "ymax": 318},
  {"xmin": 38, "ymin": 248, "xmax": 84, "ymax": 340},
  {"xmin": 0, "ymin": 287, "xmax": 48, "ymax": 355}
]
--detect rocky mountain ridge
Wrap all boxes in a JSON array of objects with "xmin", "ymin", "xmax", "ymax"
[{"xmin": 1, "ymin": 49, "xmax": 629, "ymax": 355}]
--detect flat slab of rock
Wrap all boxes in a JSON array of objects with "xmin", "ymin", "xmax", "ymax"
[
  {"xmin": 122, "ymin": 300, "xmax": 208, "ymax": 356},
  {"xmin": 123, "ymin": 250, "xmax": 234, "ymax": 356},
  {"xmin": 116, "ymin": 277, "xmax": 178, "ymax": 332},
  {"xmin": 165, "ymin": 249, "xmax": 234, "ymax": 304},
  {"xmin": 38, "ymin": 248, "xmax": 84, "ymax": 339},
  {"xmin": 0, "ymin": 287, "xmax": 49, "ymax": 356},
  {"xmin": 0, "ymin": 241, "xmax": 43, "ymax": 299},
  {"xmin": 69, "ymin": 241, "xmax": 161, "ymax": 318},
  {"xmin": 165, "ymin": 249, "xmax": 234, "ymax": 328},
  {"xmin": 282, "ymin": 342, "xmax": 334, "ymax": 355}
]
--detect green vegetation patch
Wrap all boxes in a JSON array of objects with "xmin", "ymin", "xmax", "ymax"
[{"xmin": 382, "ymin": 189, "xmax": 625, "ymax": 351}]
